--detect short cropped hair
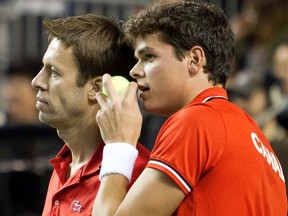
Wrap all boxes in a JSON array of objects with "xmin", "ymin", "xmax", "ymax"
[
  {"xmin": 124, "ymin": 1, "xmax": 235, "ymax": 87},
  {"xmin": 43, "ymin": 14, "xmax": 136, "ymax": 87}
]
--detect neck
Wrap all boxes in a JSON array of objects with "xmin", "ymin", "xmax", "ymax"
[{"xmin": 57, "ymin": 123, "xmax": 102, "ymax": 178}]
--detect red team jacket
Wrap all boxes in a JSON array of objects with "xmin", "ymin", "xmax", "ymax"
[{"xmin": 148, "ymin": 87, "xmax": 287, "ymax": 215}]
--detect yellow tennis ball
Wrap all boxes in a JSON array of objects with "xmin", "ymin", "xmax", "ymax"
[{"xmin": 102, "ymin": 76, "xmax": 129, "ymax": 97}]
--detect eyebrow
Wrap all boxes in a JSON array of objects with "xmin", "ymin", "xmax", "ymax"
[
  {"xmin": 135, "ymin": 47, "xmax": 155, "ymax": 58},
  {"xmin": 43, "ymin": 62, "xmax": 61, "ymax": 73}
]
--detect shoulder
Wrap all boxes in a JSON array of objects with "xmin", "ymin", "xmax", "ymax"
[
  {"xmin": 154, "ymin": 102, "xmax": 227, "ymax": 157},
  {"xmin": 163, "ymin": 102, "xmax": 225, "ymax": 132}
]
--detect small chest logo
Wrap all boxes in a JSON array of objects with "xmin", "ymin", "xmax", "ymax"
[{"xmin": 70, "ymin": 200, "xmax": 82, "ymax": 212}]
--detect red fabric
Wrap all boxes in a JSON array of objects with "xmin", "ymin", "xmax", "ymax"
[
  {"xmin": 42, "ymin": 142, "xmax": 149, "ymax": 216},
  {"xmin": 148, "ymin": 87, "xmax": 287, "ymax": 215}
]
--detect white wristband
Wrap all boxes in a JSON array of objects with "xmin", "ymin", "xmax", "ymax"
[{"xmin": 99, "ymin": 143, "xmax": 139, "ymax": 183}]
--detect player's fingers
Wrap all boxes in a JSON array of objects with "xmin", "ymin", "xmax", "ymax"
[
  {"xmin": 124, "ymin": 81, "xmax": 139, "ymax": 101},
  {"xmin": 95, "ymin": 91, "xmax": 108, "ymax": 109},
  {"xmin": 102, "ymin": 73, "xmax": 117, "ymax": 100}
]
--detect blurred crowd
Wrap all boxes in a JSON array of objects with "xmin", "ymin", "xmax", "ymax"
[
  {"xmin": 227, "ymin": 0, "xmax": 288, "ymax": 195},
  {"xmin": 0, "ymin": 0, "xmax": 287, "ymax": 215}
]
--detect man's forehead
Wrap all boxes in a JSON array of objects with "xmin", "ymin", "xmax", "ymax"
[
  {"xmin": 134, "ymin": 34, "xmax": 162, "ymax": 54},
  {"xmin": 44, "ymin": 39, "xmax": 73, "ymax": 60}
]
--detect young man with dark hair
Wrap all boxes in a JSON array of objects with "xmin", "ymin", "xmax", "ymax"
[{"xmin": 93, "ymin": 1, "xmax": 287, "ymax": 215}]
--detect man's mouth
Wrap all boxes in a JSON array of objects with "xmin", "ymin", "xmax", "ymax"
[
  {"xmin": 37, "ymin": 97, "xmax": 47, "ymax": 104},
  {"xmin": 138, "ymin": 85, "xmax": 150, "ymax": 92}
]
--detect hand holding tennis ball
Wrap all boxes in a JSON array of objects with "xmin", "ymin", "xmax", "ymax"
[{"xmin": 102, "ymin": 76, "xmax": 129, "ymax": 97}]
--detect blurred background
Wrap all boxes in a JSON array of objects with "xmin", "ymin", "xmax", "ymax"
[{"xmin": 0, "ymin": 0, "xmax": 287, "ymax": 215}]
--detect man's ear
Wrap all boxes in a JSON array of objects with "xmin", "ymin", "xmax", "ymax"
[
  {"xmin": 187, "ymin": 45, "xmax": 206, "ymax": 74},
  {"xmin": 88, "ymin": 76, "xmax": 102, "ymax": 100}
]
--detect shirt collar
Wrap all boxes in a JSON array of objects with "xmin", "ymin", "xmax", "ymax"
[
  {"xmin": 191, "ymin": 87, "xmax": 228, "ymax": 104},
  {"xmin": 50, "ymin": 142, "xmax": 105, "ymax": 178}
]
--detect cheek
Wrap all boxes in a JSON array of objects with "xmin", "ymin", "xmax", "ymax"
[
  {"xmin": 48, "ymin": 85, "xmax": 68, "ymax": 108},
  {"xmin": 144, "ymin": 62, "xmax": 158, "ymax": 75},
  {"xmin": 145, "ymin": 61, "xmax": 170, "ymax": 83}
]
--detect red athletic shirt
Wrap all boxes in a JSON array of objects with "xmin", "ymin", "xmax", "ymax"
[
  {"xmin": 42, "ymin": 142, "xmax": 149, "ymax": 216},
  {"xmin": 147, "ymin": 87, "xmax": 287, "ymax": 215}
]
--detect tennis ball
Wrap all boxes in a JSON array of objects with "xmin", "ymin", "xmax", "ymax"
[{"xmin": 102, "ymin": 76, "xmax": 129, "ymax": 97}]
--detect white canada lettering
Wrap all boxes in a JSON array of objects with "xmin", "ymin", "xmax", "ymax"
[{"xmin": 251, "ymin": 132, "xmax": 285, "ymax": 182}]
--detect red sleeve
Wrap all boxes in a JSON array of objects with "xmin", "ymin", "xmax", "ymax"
[{"xmin": 147, "ymin": 104, "xmax": 226, "ymax": 194}]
